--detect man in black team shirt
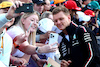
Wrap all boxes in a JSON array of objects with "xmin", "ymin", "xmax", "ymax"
[{"xmin": 52, "ymin": 6, "xmax": 100, "ymax": 67}]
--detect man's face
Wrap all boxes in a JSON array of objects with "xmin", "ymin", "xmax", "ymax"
[
  {"xmin": 33, "ymin": 3, "xmax": 44, "ymax": 13},
  {"xmin": 0, "ymin": 8, "xmax": 9, "ymax": 14},
  {"xmin": 44, "ymin": 0, "xmax": 51, "ymax": 11},
  {"xmin": 53, "ymin": 11, "xmax": 71, "ymax": 30}
]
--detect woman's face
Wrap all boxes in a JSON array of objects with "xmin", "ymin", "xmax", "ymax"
[{"xmin": 22, "ymin": 14, "xmax": 39, "ymax": 32}]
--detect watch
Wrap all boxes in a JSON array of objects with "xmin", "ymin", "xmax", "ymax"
[{"xmin": 35, "ymin": 47, "xmax": 41, "ymax": 54}]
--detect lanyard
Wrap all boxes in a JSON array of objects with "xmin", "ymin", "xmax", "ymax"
[
  {"xmin": 0, "ymin": 36, "xmax": 4, "ymax": 56},
  {"xmin": 0, "ymin": 28, "xmax": 6, "ymax": 56}
]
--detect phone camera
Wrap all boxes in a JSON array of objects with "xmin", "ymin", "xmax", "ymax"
[{"xmin": 50, "ymin": 34, "xmax": 54, "ymax": 38}]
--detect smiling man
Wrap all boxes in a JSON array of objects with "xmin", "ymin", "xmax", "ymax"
[{"xmin": 52, "ymin": 6, "xmax": 100, "ymax": 67}]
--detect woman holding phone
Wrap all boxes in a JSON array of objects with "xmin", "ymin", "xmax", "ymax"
[{"xmin": 7, "ymin": 1, "xmax": 58, "ymax": 67}]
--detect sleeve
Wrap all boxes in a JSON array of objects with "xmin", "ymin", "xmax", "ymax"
[
  {"xmin": 7, "ymin": 26, "xmax": 24, "ymax": 40},
  {"xmin": 0, "ymin": 14, "xmax": 12, "ymax": 28},
  {"xmin": 79, "ymin": 26, "xmax": 100, "ymax": 67}
]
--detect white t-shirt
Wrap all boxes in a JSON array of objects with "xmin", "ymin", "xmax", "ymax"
[
  {"xmin": 7, "ymin": 26, "xmax": 25, "ymax": 57},
  {"xmin": 0, "ymin": 29, "xmax": 12, "ymax": 67}
]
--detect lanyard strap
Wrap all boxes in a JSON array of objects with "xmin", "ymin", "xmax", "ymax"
[{"xmin": 0, "ymin": 36, "xmax": 4, "ymax": 56}]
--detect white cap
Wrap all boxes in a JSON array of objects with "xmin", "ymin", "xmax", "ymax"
[
  {"xmin": 76, "ymin": 11, "xmax": 91, "ymax": 22},
  {"xmin": 38, "ymin": 18, "xmax": 54, "ymax": 33}
]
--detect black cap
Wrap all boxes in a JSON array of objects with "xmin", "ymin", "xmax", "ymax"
[{"xmin": 32, "ymin": 0, "xmax": 46, "ymax": 5}]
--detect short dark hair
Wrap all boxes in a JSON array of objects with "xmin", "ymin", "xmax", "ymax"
[{"xmin": 52, "ymin": 6, "xmax": 70, "ymax": 16}]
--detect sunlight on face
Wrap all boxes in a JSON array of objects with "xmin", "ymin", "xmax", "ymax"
[
  {"xmin": 53, "ymin": 11, "xmax": 71, "ymax": 30},
  {"xmin": 22, "ymin": 14, "xmax": 39, "ymax": 32}
]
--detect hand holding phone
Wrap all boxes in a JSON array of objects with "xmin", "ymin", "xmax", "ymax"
[
  {"xmin": 49, "ymin": 33, "xmax": 59, "ymax": 47},
  {"xmin": 15, "ymin": 3, "xmax": 33, "ymax": 13}
]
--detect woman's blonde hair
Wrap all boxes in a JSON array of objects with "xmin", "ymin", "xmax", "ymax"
[{"xmin": 16, "ymin": 11, "xmax": 39, "ymax": 44}]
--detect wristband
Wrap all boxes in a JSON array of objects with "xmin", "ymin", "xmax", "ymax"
[{"xmin": 35, "ymin": 47, "xmax": 41, "ymax": 54}]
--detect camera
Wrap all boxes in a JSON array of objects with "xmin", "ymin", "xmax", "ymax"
[{"xmin": 15, "ymin": 3, "xmax": 33, "ymax": 13}]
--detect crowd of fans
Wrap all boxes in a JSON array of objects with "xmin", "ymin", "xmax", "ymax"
[{"xmin": 0, "ymin": 0, "xmax": 100, "ymax": 67}]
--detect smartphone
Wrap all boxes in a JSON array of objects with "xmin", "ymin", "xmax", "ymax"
[
  {"xmin": 15, "ymin": 3, "xmax": 33, "ymax": 13},
  {"xmin": 49, "ymin": 33, "xmax": 58, "ymax": 47}
]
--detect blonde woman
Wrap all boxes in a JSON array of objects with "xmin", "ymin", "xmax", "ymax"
[{"xmin": 6, "ymin": 1, "xmax": 58, "ymax": 67}]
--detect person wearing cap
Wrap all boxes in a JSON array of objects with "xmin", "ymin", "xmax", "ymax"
[
  {"xmin": 64, "ymin": 1, "xmax": 82, "ymax": 25},
  {"xmin": 0, "ymin": 1, "xmax": 32, "ymax": 67},
  {"xmin": 0, "ymin": 1, "xmax": 29, "ymax": 67},
  {"xmin": 32, "ymin": 0, "xmax": 46, "ymax": 14},
  {"xmin": 82, "ymin": 1, "xmax": 100, "ymax": 19},
  {"xmin": 52, "ymin": 6, "xmax": 100, "ymax": 67},
  {"xmin": 76, "ymin": 11, "xmax": 91, "ymax": 25},
  {"xmin": 0, "ymin": 1, "xmax": 58, "ymax": 67},
  {"xmin": 0, "ymin": 1, "xmax": 13, "ymax": 28},
  {"xmin": 0, "ymin": 1, "xmax": 13, "ymax": 13},
  {"xmin": 0, "ymin": 1, "xmax": 14, "ymax": 67},
  {"xmin": 82, "ymin": 1, "xmax": 100, "ymax": 33},
  {"xmin": 84, "ymin": 9, "xmax": 100, "ymax": 36}
]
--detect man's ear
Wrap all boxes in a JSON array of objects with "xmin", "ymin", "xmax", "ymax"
[{"xmin": 68, "ymin": 14, "xmax": 71, "ymax": 20}]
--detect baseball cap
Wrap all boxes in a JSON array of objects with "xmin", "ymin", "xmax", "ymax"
[
  {"xmin": 64, "ymin": 1, "xmax": 82, "ymax": 11},
  {"xmin": 87, "ymin": 1, "xmax": 100, "ymax": 10},
  {"xmin": 32, "ymin": 0, "xmax": 46, "ymax": 5},
  {"xmin": 54, "ymin": 0, "xmax": 66, "ymax": 4},
  {"xmin": 84, "ymin": 9, "xmax": 95, "ymax": 17},
  {"xmin": 76, "ymin": 11, "xmax": 91, "ymax": 22},
  {"xmin": 0, "ymin": 1, "xmax": 13, "ymax": 9},
  {"xmin": 38, "ymin": 18, "xmax": 54, "ymax": 33}
]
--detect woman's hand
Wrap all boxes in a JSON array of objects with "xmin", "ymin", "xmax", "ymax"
[
  {"xmin": 14, "ymin": 31, "xmax": 29, "ymax": 45},
  {"xmin": 36, "ymin": 59, "xmax": 48, "ymax": 67},
  {"xmin": 39, "ymin": 42, "xmax": 58, "ymax": 53}
]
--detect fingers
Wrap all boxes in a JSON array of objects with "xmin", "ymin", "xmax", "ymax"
[
  {"xmin": 14, "ymin": 1, "xmax": 23, "ymax": 8},
  {"xmin": 49, "ymin": 48, "xmax": 57, "ymax": 52},
  {"xmin": 61, "ymin": 60, "xmax": 72, "ymax": 66},
  {"xmin": 50, "ymin": 42, "xmax": 58, "ymax": 46},
  {"xmin": 68, "ymin": 60, "xmax": 72, "ymax": 64}
]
